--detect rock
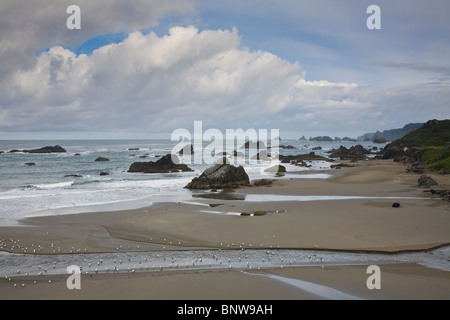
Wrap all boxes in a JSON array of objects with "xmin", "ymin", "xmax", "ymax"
[
  {"xmin": 264, "ymin": 165, "xmax": 286, "ymax": 173},
  {"xmin": 392, "ymin": 202, "xmax": 401, "ymax": 208},
  {"xmin": 129, "ymin": 154, "xmax": 193, "ymax": 174},
  {"xmin": 279, "ymin": 145, "xmax": 296, "ymax": 149},
  {"xmin": 240, "ymin": 212, "xmax": 251, "ymax": 216},
  {"xmin": 417, "ymin": 175, "xmax": 438, "ymax": 188},
  {"xmin": 186, "ymin": 163, "xmax": 250, "ymax": 190},
  {"xmin": 0, "ymin": 151, "xmax": 4, "ymax": 154},
  {"xmin": 253, "ymin": 179, "xmax": 273, "ymax": 186},
  {"xmin": 25, "ymin": 163, "xmax": 36, "ymax": 166},
  {"xmin": 9, "ymin": 149, "xmax": 21, "ymax": 153},
  {"xmin": 100, "ymin": 172, "xmax": 110, "ymax": 176},
  {"xmin": 310, "ymin": 136, "xmax": 333, "ymax": 142},
  {"xmin": 64, "ymin": 174, "xmax": 82, "ymax": 178},
  {"xmin": 128, "ymin": 148, "xmax": 140, "ymax": 151},
  {"xmin": 179, "ymin": 144, "xmax": 194, "ymax": 155},
  {"xmin": 74, "ymin": 153, "xmax": 81, "ymax": 156},
  {"xmin": 95, "ymin": 157, "xmax": 110, "ymax": 162},
  {"xmin": 23, "ymin": 146, "xmax": 66, "ymax": 154},
  {"xmin": 312, "ymin": 146, "xmax": 322, "ymax": 151},
  {"xmin": 253, "ymin": 211, "xmax": 267, "ymax": 216}
]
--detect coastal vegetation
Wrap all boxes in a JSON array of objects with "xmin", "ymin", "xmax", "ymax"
[{"xmin": 382, "ymin": 119, "xmax": 450, "ymax": 172}]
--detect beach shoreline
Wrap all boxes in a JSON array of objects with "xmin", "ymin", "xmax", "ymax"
[{"xmin": 1, "ymin": 159, "xmax": 449, "ymax": 299}]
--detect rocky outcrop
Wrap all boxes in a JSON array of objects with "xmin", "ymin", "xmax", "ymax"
[
  {"xmin": 310, "ymin": 136, "xmax": 333, "ymax": 142},
  {"xmin": 10, "ymin": 146, "xmax": 67, "ymax": 154},
  {"xmin": 24, "ymin": 145, "xmax": 66, "ymax": 153},
  {"xmin": 279, "ymin": 152, "xmax": 332, "ymax": 163},
  {"xmin": 328, "ymin": 145, "xmax": 370, "ymax": 160},
  {"xmin": 129, "ymin": 154, "xmax": 193, "ymax": 174},
  {"xmin": 25, "ymin": 163, "xmax": 36, "ymax": 166},
  {"xmin": 185, "ymin": 163, "xmax": 249, "ymax": 189},
  {"xmin": 95, "ymin": 157, "xmax": 110, "ymax": 162},
  {"xmin": 417, "ymin": 175, "xmax": 438, "ymax": 188}
]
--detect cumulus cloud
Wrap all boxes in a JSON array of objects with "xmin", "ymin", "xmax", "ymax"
[{"xmin": 3, "ymin": 26, "xmax": 305, "ymax": 131}]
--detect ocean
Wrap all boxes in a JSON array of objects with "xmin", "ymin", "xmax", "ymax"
[{"xmin": 0, "ymin": 139, "xmax": 381, "ymax": 225}]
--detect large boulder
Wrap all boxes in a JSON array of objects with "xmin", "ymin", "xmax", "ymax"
[
  {"xmin": 22, "ymin": 145, "xmax": 67, "ymax": 153},
  {"xmin": 310, "ymin": 136, "xmax": 333, "ymax": 142},
  {"xmin": 417, "ymin": 175, "xmax": 438, "ymax": 188},
  {"xmin": 129, "ymin": 154, "xmax": 193, "ymax": 174},
  {"xmin": 186, "ymin": 164, "xmax": 250, "ymax": 189}
]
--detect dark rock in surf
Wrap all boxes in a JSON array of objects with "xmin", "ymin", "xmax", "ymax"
[
  {"xmin": 128, "ymin": 154, "xmax": 193, "ymax": 174},
  {"xmin": 23, "ymin": 146, "xmax": 67, "ymax": 154},
  {"xmin": 186, "ymin": 164, "xmax": 250, "ymax": 190}
]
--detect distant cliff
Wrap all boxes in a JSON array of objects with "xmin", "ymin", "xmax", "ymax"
[{"xmin": 358, "ymin": 123, "xmax": 424, "ymax": 142}]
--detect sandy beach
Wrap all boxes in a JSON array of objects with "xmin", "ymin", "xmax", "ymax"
[{"xmin": 1, "ymin": 159, "xmax": 449, "ymax": 300}]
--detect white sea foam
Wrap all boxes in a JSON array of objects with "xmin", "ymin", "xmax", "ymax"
[{"xmin": 31, "ymin": 181, "xmax": 75, "ymax": 189}]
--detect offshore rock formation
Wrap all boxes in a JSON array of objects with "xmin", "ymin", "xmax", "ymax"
[{"xmin": 186, "ymin": 163, "xmax": 249, "ymax": 190}]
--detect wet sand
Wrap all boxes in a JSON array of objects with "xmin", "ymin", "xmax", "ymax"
[{"xmin": 1, "ymin": 159, "xmax": 449, "ymax": 300}]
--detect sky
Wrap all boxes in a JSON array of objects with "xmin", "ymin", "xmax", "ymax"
[{"xmin": 0, "ymin": 0, "xmax": 449, "ymax": 140}]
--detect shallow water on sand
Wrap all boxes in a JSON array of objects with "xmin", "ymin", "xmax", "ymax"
[{"xmin": 1, "ymin": 245, "xmax": 449, "ymax": 279}]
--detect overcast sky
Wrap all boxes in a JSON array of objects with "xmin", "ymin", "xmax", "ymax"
[{"xmin": 0, "ymin": 0, "xmax": 449, "ymax": 139}]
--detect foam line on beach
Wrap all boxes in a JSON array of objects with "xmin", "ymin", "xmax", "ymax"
[{"xmin": 243, "ymin": 272, "xmax": 364, "ymax": 300}]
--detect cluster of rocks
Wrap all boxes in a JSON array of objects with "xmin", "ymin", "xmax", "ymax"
[
  {"xmin": 327, "ymin": 145, "xmax": 370, "ymax": 161},
  {"xmin": 418, "ymin": 175, "xmax": 449, "ymax": 201},
  {"xmin": 406, "ymin": 161, "xmax": 426, "ymax": 173},
  {"xmin": 383, "ymin": 146, "xmax": 422, "ymax": 163}
]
